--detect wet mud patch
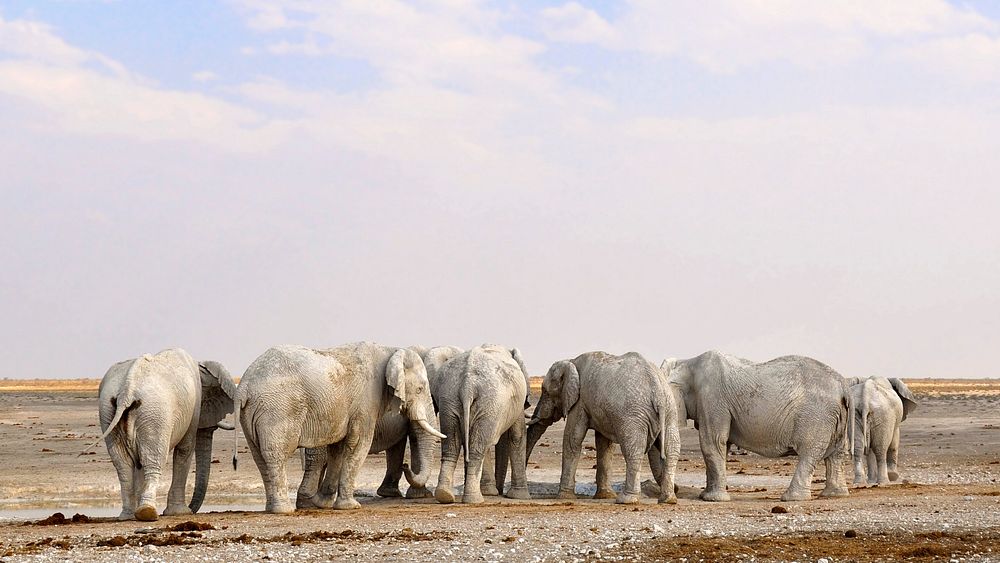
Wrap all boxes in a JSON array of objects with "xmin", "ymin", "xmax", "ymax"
[{"xmin": 620, "ymin": 528, "xmax": 1000, "ymax": 561}]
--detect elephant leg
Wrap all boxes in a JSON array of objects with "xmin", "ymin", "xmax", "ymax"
[
  {"xmin": 557, "ymin": 410, "xmax": 588, "ymax": 500},
  {"xmin": 480, "ymin": 446, "xmax": 499, "ymax": 496},
  {"xmin": 866, "ymin": 450, "xmax": 878, "ymax": 485},
  {"xmin": 782, "ymin": 443, "xmax": 824, "ymax": 502},
  {"xmin": 504, "ymin": 419, "xmax": 530, "ymax": 500},
  {"xmin": 134, "ymin": 432, "xmax": 170, "ymax": 521},
  {"xmin": 852, "ymin": 414, "xmax": 867, "ymax": 486},
  {"xmin": 164, "ymin": 429, "xmax": 196, "ymax": 516},
  {"xmin": 819, "ymin": 452, "xmax": 850, "ymax": 497},
  {"xmin": 698, "ymin": 416, "xmax": 731, "ymax": 502},
  {"xmin": 246, "ymin": 426, "xmax": 296, "ymax": 514},
  {"xmin": 462, "ymin": 423, "xmax": 491, "ymax": 504},
  {"xmin": 492, "ymin": 432, "xmax": 509, "ymax": 496},
  {"xmin": 296, "ymin": 447, "xmax": 328, "ymax": 509},
  {"xmin": 334, "ymin": 426, "xmax": 375, "ymax": 510},
  {"xmin": 110, "ymin": 449, "xmax": 137, "ymax": 520},
  {"xmin": 377, "ymin": 440, "xmax": 405, "ymax": 498},
  {"xmin": 313, "ymin": 443, "xmax": 343, "ymax": 508},
  {"xmin": 657, "ymin": 422, "xmax": 681, "ymax": 504},
  {"xmin": 593, "ymin": 433, "xmax": 616, "ymax": 499},
  {"xmin": 887, "ymin": 426, "xmax": 900, "ymax": 482},
  {"xmin": 616, "ymin": 435, "xmax": 644, "ymax": 504},
  {"xmin": 435, "ymin": 413, "xmax": 461, "ymax": 504}
]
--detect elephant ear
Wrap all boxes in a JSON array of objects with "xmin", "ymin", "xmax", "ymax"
[
  {"xmin": 511, "ymin": 348, "xmax": 532, "ymax": 409},
  {"xmin": 888, "ymin": 378, "xmax": 918, "ymax": 420},
  {"xmin": 660, "ymin": 358, "xmax": 677, "ymax": 379},
  {"xmin": 559, "ymin": 361, "xmax": 581, "ymax": 418},
  {"xmin": 198, "ymin": 361, "xmax": 237, "ymax": 429},
  {"xmin": 385, "ymin": 349, "xmax": 410, "ymax": 404}
]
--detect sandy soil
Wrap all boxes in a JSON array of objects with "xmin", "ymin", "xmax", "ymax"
[{"xmin": 1, "ymin": 382, "xmax": 998, "ymax": 561}]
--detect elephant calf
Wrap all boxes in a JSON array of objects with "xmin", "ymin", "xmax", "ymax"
[
  {"xmin": 83, "ymin": 349, "xmax": 236, "ymax": 521},
  {"xmin": 527, "ymin": 351, "xmax": 680, "ymax": 505},
  {"xmin": 434, "ymin": 344, "xmax": 532, "ymax": 504},
  {"xmin": 848, "ymin": 376, "xmax": 917, "ymax": 485}
]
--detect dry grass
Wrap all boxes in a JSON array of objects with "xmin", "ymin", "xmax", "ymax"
[
  {"xmin": 0, "ymin": 379, "xmax": 100, "ymax": 392},
  {"xmin": 904, "ymin": 378, "xmax": 1000, "ymax": 396}
]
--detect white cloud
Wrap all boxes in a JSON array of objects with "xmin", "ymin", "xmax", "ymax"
[
  {"xmin": 0, "ymin": 15, "xmax": 284, "ymax": 152},
  {"xmin": 192, "ymin": 70, "xmax": 218, "ymax": 82},
  {"xmin": 540, "ymin": 0, "xmax": 998, "ymax": 73},
  {"xmin": 895, "ymin": 32, "xmax": 1000, "ymax": 83}
]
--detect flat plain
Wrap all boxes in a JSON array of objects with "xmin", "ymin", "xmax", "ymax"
[{"xmin": 0, "ymin": 379, "xmax": 998, "ymax": 562}]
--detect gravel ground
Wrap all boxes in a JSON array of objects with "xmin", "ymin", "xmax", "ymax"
[{"xmin": 1, "ymin": 387, "xmax": 998, "ymax": 562}]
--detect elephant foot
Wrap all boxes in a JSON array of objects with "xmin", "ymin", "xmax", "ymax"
[
  {"xmin": 593, "ymin": 488, "xmax": 617, "ymax": 500},
  {"xmin": 296, "ymin": 495, "xmax": 315, "ymax": 509},
  {"xmin": 699, "ymin": 489, "xmax": 731, "ymax": 502},
  {"xmin": 266, "ymin": 500, "xmax": 295, "ymax": 514},
  {"xmin": 888, "ymin": 470, "xmax": 900, "ymax": 482},
  {"xmin": 556, "ymin": 489, "xmax": 578, "ymax": 500},
  {"xmin": 117, "ymin": 510, "xmax": 134, "ymax": 521},
  {"xmin": 435, "ymin": 487, "xmax": 456, "ymax": 504},
  {"xmin": 658, "ymin": 494, "xmax": 678, "ymax": 505},
  {"xmin": 615, "ymin": 492, "xmax": 640, "ymax": 505},
  {"xmin": 505, "ymin": 487, "xmax": 531, "ymax": 500},
  {"xmin": 376, "ymin": 485, "xmax": 403, "ymax": 498},
  {"xmin": 640, "ymin": 479, "xmax": 661, "ymax": 498},
  {"xmin": 163, "ymin": 504, "xmax": 192, "ymax": 516},
  {"xmin": 480, "ymin": 484, "xmax": 500, "ymax": 496},
  {"xmin": 405, "ymin": 486, "xmax": 433, "ymax": 499},
  {"xmin": 463, "ymin": 491, "xmax": 485, "ymax": 504},
  {"xmin": 779, "ymin": 488, "xmax": 811, "ymax": 502},
  {"xmin": 333, "ymin": 497, "xmax": 361, "ymax": 510},
  {"xmin": 852, "ymin": 477, "xmax": 867, "ymax": 487},
  {"xmin": 820, "ymin": 485, "xmax": 850, "ymax": 498},
  {"xmin": 134, "ymin": 505, "xmax": 159, "ymax": 522}
]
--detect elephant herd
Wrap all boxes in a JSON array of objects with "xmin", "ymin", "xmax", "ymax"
[{"xmin": 85, "ymin": 343, "xmax": 917, "ymax": 521}]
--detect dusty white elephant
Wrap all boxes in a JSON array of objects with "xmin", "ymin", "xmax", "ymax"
[
  {"xmin": 83, "ymin": 349, "xmax": 236, "ymax": 521},
  {"xmin": 526, "ymin": 351, "xmax": 679, "ymax": 504},
  {"xmin": 847, "ymin": 376, "xmax": 917, "ymax": 485},
  {"xmin": 234, "ymin": 342, "xmax": 444, "ymax": 512},
  {"xmin": 296, "ymin": 346, "xmax": 463, "ymax": 507},
  {"xmin": 663, "ymin": 351, "xmax": 852, "ymax": 502},
  {"xmin": 434, "ymin": 344, "xmax": 532, "ymax": 504}
]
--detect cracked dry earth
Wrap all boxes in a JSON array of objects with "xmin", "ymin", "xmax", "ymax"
[{"xmin": 1, "ymin": 380, "xmax": 998, "ymax": 562}]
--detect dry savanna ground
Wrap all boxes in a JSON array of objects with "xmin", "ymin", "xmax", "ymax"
[{"xmin": 0, "ymin": 378, "xmax": 998, "ymax": 562}]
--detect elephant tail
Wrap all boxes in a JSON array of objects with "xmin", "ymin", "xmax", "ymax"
[
  {"xmin": 462, "ymin": 391, "xmax": 473, "ymax": 464},
  {"xmin": 80, "ymin": 356, "xmax": 145, "ymax": 456},
  {"xmin": 859, "ymin": 383, "xmax": 871, "ymax": 456},
  {"xmin": 657, "ymin": 392, "xmax": 668, "ymax": 462},
  {"xmin": 232, "ymin": 392, "xmax": 244, "ymax": 471}
]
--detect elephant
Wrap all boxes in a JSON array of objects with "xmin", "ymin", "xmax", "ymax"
[
  {"xmin": 662, "ymin": 351, "xmax": 852, "ymax": 502},
  {"xmin": 82, "ymin": 349, "xmax": 236, "ymax": 521},
  {"xmin": 847, "ymin": 376, "xmax": 917, "ymax": 485},
  {"xmin": 234, "ymin": 342, "xmax": 444, "ymax": 512},
  {"xmin": 433, "ymin": 344, "xmax": 532, "ymax": 504},
  {"xmin": 526, "ymin": 351, "xmax": 679, "ymax": 505},
  {"xmin": 295, "ymin": 346, "xmax": 464, "ymax": 507}
]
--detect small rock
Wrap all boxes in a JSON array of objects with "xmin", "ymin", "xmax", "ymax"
[
  {"xmin": 653, "ymin": 524, "xmax": 665, "ymax": 533},
  {"xmin": 845, "ymin": 529, "xmax": 858, "ymax": 538},
  {"xmin": 963, "ymin": 495, "xmax": 974, "ymax": 501},
  {"xmin": 771, "ymin": 506, "xmax": 789, "ymax": 514},
  {"xmin": 445, "ymin": 513, "xmax": 457, "ymax": 518},
  {"xmin": 143, "ymin": 544, "xmax": 158, "ymax": 554}
]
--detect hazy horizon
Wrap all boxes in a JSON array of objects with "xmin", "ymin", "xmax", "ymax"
[{"xmin": 2, "ymin": 1, "xmax": 999, "ymax": 380}]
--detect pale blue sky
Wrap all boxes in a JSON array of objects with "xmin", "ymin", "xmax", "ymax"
[{"xmin": 1, "ymin": 1, "xmax": 998, "ymax": 379}]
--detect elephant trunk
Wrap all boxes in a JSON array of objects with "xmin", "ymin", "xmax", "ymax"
[
  {"xmin": 525, "ymin": 420, "xmax": 551, "ymax": 463},
  {"xmin": 403, "ymin": 418, "xmax": 436, "ymax": 490},
  {"xmin": 189, "ymin": 427, "xmax": 215, "ymax": 513}
]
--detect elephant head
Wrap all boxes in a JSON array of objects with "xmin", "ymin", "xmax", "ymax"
[
  {"xmin": 888, "ymin": 378, "xmax": 918, "ymax": 421},
  {"xmin": 190, "ymin": 361, "xmax": 237, "ymax": 513},
  {"xmin": 386, "ymin": 348, "xmax": 446, "ymax": 441},
  {"xmin": 525, "ymin": 360, "xmax": 579, "ymax": 460}
]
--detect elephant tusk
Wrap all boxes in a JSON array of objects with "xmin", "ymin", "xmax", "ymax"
[
  {"xmin": 216, "ymin": 420, "xmax": 235, "ymax": 431},
  {"xmin": 415, "ymin": 418, "xmax": 446, "ymax": 440},
  {"xmin": 527, "ymin": 416, "xmax": 540, "ymax": 425}
]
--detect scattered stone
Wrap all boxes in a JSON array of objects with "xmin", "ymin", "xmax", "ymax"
[
  {"xmin": 845, "ymin": 529, "xmax": 858, "ymax": 538},
  {"xmin": 771, "ymin": 506, "xmax": 789, "ymax": 514}
]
